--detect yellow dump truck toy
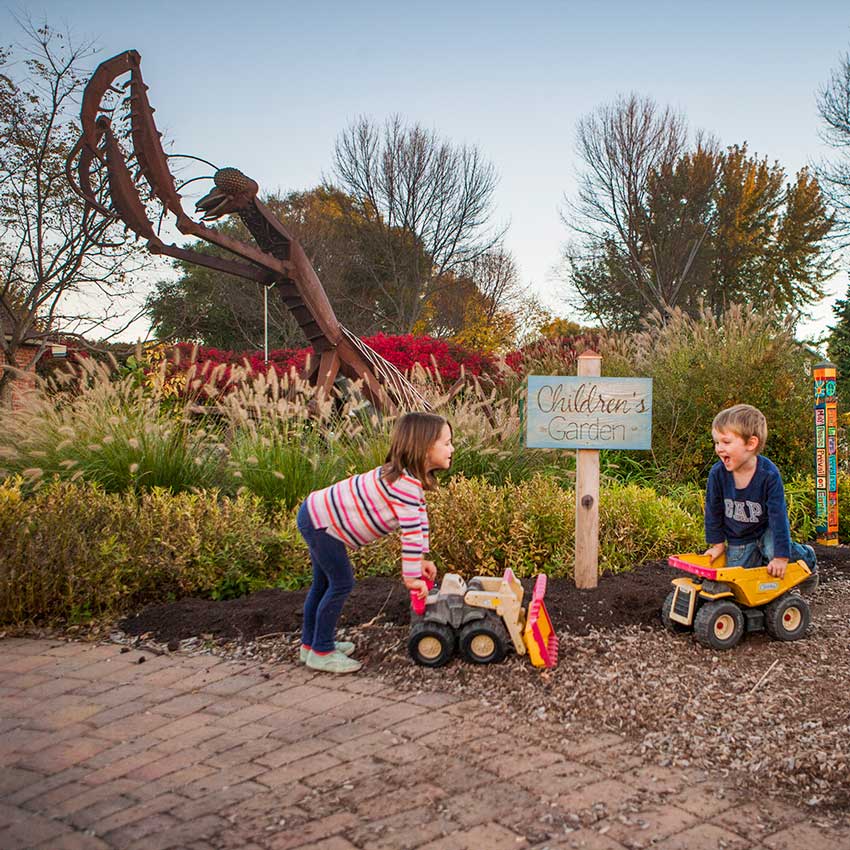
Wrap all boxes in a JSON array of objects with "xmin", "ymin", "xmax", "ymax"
[
  {"xmin": 408, "ymin": 568, "xmax": 558, "ymax": 668},
  {"xmin": 663, "ymin": 553, "xmax": 815, "ymax": 650}
]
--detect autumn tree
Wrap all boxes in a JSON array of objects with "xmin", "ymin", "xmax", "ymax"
[
  {"xmin": 332, "ymin": 115, "xmax": 505, "ymax": 333},
  {"xmin": 416, "ymin": 248, "xmax": 525, "ymax": 351},
  {"xmin": 562, "ymin": 95, "xmax": 834, "ymax": 330},
  {"xmin": 0, "ymin": 22, "xmax": 140, "ymax": 405}
]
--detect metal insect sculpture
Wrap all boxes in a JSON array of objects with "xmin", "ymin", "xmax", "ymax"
[{"xmin": 66, "ymin": 50, "xmax": 428, "ymax": 413}]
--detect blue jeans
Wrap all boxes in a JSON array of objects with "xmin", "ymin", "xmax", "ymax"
[
  {"xmin": 725, "ymin": 527, "xmax": 817, "ymax": 572},
  {"xmin": 297, "ymin": 500, "xmax": 355, "ymax": 653}
]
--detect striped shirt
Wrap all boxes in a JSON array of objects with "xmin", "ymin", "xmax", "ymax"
[{"xmin": 306, "ymin": 466, "xmax": 430, "ymax": 579}]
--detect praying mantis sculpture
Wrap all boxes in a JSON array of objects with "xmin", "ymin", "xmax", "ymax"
[{"xmin": 66, "ymin": 50, "xmax": 428, "ymax": 413}]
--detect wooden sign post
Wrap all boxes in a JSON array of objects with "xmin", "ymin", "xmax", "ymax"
[
  {"xmin": 525, "ymin": 352, "xmax": 652, "ymax": 589},
  {"xmin": 575, "ymin": 351, "xmax": 602, "ymax": 589},
  {"xmin": 814, "ymin": 361, "xmax": 838, "ymax": 545}
]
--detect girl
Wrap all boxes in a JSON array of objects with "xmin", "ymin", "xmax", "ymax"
[{"xmin": 297, "ymin": 412, "xmax": 454, "ymax": 673}]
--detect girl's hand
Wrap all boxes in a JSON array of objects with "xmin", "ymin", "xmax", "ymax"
[
  {"xmin": 404, "ymin": 577, "xmax": 429, "ymax": 599},
  {"xmin": 421, "ymin": 560, "xmax": 437, "ymax": 582}
]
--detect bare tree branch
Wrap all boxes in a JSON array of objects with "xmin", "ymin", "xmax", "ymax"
[{"xmin": 0, "ymin": 19, "xmax": 142, "ymax": 405}]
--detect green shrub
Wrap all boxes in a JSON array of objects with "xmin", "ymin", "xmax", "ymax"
[
  {"xmin": 0, "ymin": 479, "xmax": 305, "ymax": 624},
  {"xmin": 836, "ymin": 473, "xmax": 850, "ymax": 543},
  {"xmin": 422, "ymin": 475, "xmax": 699, "ymax": 578},
  {"xmin": 784, "ymin": 476, "xmax": 817, "ymax": 543},
  {"xmin": 599, "ymin": 483, "xmax": 702, "ymax": 572},
  {"xmin": 603, "ymin": 306, "xmax": 814, "ymax": 484},
  {"xmin": 0, "ymin": 470, "xmax": 820, "ymax": 626}
]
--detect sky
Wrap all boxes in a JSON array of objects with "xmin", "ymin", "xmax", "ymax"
[{"xmin": 11, "ymin": 0, "xmax": 850, "ymax": 348}]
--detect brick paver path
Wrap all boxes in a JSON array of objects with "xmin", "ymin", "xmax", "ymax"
[{"xmin": 1, "ymin": 638, "xmax": 847, "ymax": 850}]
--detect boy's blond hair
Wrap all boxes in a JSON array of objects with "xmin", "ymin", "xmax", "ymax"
[{"xmin": 712, "ymin": 404, "xmax": 767, "ymax": 452}]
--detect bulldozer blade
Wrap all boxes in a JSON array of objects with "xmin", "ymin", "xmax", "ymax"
[{"xmin": 524, "ymin": 574, "xmax": 559, "ymax": 668}]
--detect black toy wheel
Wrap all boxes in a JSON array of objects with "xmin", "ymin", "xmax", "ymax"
[
  {"xmin": 764, "ymin": 593, "xmax": 810, "ymax": 641},
  {"xmin": 694, "ymin": 600, "xmax": 745, "ymax": 650},
  {"xmin": 458, "ymin": 615, "xmax": 510, "ymax": 664},
  {"xmin": 661, "ymin": 590, "xmax": 690, "ymax": 633},
  {"xmin": 408, "ymin": 621, "xmax": 456, "ymax": 667}
]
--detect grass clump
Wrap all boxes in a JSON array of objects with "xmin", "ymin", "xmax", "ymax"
[{"xmin": 0, "ymin": 359, "xmax": 226, "ymax": 495}]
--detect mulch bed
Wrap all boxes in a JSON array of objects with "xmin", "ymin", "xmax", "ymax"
[
  {"xmin": 117, "ymin": 544, "xmax": 850, "ymax": 815},
  {"xmin": 119, "ymin": 559, "xmax": 673, "ymax": 644}
]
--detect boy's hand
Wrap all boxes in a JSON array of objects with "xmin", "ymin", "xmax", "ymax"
[
  {"xmin": 404, "ymin": 577, "xmax": 429, "ymax": 600},
  {"xmin": 704, "ymin": 543, "xmax": 725, "ymax": 562},
  {"xmin": 767, "ymin": 557, "xmax": 788, "ymax": 579},
  {"xmin": 421, "ymin": 560, "xmax": 437, "ymax": 582}
]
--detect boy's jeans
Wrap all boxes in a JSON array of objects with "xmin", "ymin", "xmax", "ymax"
[{"xmin": 725, "ymin": 527, "xmax": 817, "ymax": 573}]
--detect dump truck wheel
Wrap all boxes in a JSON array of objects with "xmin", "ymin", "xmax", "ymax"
[
  {"xmin": 694, "ymin": 600, "xmax": 745, "ymax": 650},
  {"xmin": 764, "ymin": 593, "xmax": 810, "ymax": 641},
  {"xmin": 661, "ymin": 591, "xmax": 690, "ymax": 632},
  {"xmin": 458, "ymin": 615, "xmax": 509, "ymax": 664},
  {"xmin": 408, "ymin": 621, "xmax": 455, "ymax": 667}
]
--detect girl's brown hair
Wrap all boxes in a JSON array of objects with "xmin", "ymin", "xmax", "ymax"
[{"xmin": 382, "ymin": 412, "xmax": 450, "ymax": 491}]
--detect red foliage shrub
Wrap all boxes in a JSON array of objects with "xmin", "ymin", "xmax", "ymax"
[
  {"xmin": 144, "ymin": 333, "xmax": 599, "ymax": 399},
  {"xmin": 162, "ymin": 335, "xmax": 498, "ymax": 391}
]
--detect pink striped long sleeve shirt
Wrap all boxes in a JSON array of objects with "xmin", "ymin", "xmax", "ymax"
[{"xmin": 306, "ymin": 466, "xmax": 430, "ymax": 579}]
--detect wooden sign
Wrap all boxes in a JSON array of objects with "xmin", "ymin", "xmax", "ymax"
[{"xmin": 526, "ymin": 375, "xmax": 653, "ymax": 450}]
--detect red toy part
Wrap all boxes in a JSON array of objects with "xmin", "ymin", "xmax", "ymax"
[
  {"xmin": 410, "ymin": 578, "xmax": 435, "ymax": 615},
  {"xmin": 668, "ymin": 555, "xmax": 718, "ymax": 580},
  {"xmin": 524, "ymin": 574, "xmax": 559, "ymax": 668}
]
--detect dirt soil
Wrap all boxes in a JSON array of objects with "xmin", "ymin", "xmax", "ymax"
[{"xmin": 119, "ymin": 545, "xmax": 850, "ymax": 813}]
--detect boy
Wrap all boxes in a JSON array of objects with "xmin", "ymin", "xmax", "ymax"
[{"xmin": 704, "ymin": 404, "xmax": 818, "ymax": 592}]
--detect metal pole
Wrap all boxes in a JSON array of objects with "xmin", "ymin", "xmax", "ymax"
[{"xmin": 263, "ymin": 284, "xmax": 269, "ymax": 366}]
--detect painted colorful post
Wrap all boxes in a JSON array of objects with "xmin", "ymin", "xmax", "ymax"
[{"xmin": 814, "ymin": 361, "xmax": 838, "ymax": 546}]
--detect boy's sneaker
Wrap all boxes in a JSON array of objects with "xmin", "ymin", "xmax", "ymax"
[
  {"xmin": 798, "ymin": 573, "xmax": 819, "ymax": 595},
  {"xmin": 305, "ymin": 649, "xmax": 362, "ymax": 674},
  {"xmin": 299, "ymin": 641, "xmax": 355, "ymax": 663}
]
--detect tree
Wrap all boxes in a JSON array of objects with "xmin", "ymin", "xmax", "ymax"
[
  {"xmin": 0, "ymin": 21, "xmax": 141, "ymax": 405},
  {"xmin": 827, "ymin": 285, "xmax": 850, "ymax": 380},
  {"xmin": 145, "ymin": 187, "xmax": 421, "ymax": 348},
  {"xmin": 817, "ymin": 49, "xmax": 850, "ymax": 245},
  {"xmin": 561, "ymin": 95, "xmax": 834, "ymax": 330},
  {"xmin": 414, "ymin": 248, "xmax": 525, "ymax": 351},
  {"xmin": 332, "ymin": 115, "xmax": 505, "ymax": 333}
]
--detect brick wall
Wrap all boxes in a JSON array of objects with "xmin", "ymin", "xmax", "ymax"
[{"xmin": 0, "ymin": 345, "xmax": 39, "ymax": 410}]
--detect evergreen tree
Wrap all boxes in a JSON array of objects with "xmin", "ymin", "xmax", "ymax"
[{"xmin": 827, "ymin": 284, "xmax": 850, "ymax": 379}]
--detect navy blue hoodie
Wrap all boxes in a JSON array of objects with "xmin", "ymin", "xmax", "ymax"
[{"xmin": 704, "ymin": 455, "xmax": 791, "ymax": 559}]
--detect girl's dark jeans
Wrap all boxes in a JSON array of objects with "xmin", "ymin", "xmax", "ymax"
[{"xmin": 297, "ymin": 500, "xmax": 355, "ymax": 653}]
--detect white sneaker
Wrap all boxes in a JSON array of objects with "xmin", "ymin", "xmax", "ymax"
[
  {"xmin": 305, "ymin": 649, "xmax": 362, "ymax": 674},
  {"xmin": 299, "ymin": 641, "xmax": 355, "ymax": 663}
]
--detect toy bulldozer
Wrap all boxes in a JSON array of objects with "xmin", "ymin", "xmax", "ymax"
[
  {"xmin": 662, "ymin": 552, "xmax": 815, "ymax": 650},
  {"xmin": 408, "ymin": 568, "xmax": 558, "ymax": 668}
]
